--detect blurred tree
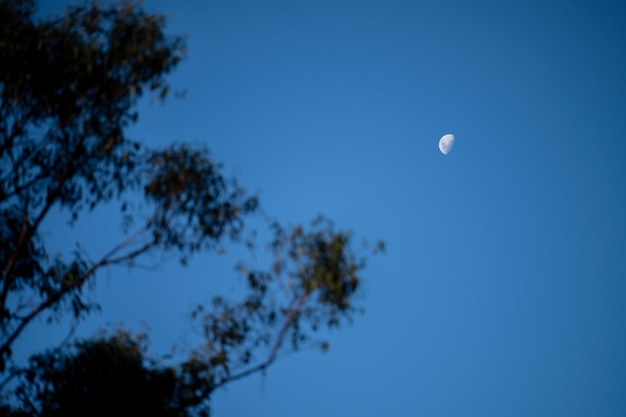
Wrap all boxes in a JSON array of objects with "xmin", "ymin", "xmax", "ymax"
[
  {"xmin": 0, "ymin": 0, "xmax": 255, "ymax": 372},
  {"xmin": 0, "ymin": 0, "xmax": 382, "ymax": 415}
]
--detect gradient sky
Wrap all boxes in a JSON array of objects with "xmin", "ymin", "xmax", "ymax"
[{"xmin": 20, "ymin": 0, "xmax": 626, "ymax": 415}]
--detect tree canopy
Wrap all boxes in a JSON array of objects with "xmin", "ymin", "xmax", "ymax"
[{"xmin": 0, "ymin": 0, "xmax": 382, "ymax": 415}]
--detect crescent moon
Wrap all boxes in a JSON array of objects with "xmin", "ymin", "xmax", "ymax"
[{"xmin": 439, "ymin": 134, "xmax": 455, "ymax": 155}]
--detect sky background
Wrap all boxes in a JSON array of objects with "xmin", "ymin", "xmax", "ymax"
[{"xmin": 19, "ymin": 0, "xmax": 626, "ymax": 415}]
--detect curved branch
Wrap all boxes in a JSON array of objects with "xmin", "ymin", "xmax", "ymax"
[
  {"xmin": 0, "ymin": 214, "xmax": 158, "ymax": 367},
  {"xmin": 211, "ymin": 291, "xmax": 309, "ymax": 392}
]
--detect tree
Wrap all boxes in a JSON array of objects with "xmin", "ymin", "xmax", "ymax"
[
  {"xmin": 0, "ymin": 0, "xmax": 252, "ymax": 370},
  {"xmin": 0, "ymin": 0, "xmax": 381, "ymax": 414}
]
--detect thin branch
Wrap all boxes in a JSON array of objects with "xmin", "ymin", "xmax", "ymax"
[
  {"xmin": 0, "ymin": 213, "xmax": 158, "ymax": 364},
  {"xmin": 1, "ymin": 127, "xmax": 89, "ymax": 314},
  {"xmin": 0, "ymin": 107, "xmax": 34, "ymax": 158},
  {"xmin": 211, "ymin": 291, "xmax": 310, "ymax": 392},
  {"xmin": 0, "ymin": 366, "xmax": 19, "ymax": 390},
  {"xmin": 0, "ymin": 171, "xmax": 49, "ymax": 204},
  {"xmin": 0, "ymin": 196, "xmax": 32, "ymax": 310}
]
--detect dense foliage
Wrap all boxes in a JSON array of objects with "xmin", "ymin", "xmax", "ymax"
[{"xmin": 7, "ymin": 331, "xmax": 191, "ymax": 417}]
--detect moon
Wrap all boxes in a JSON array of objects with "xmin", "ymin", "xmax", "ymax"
[{"xmin": 438, "ymin": 134, "xmax": 455, "ymax": 155}]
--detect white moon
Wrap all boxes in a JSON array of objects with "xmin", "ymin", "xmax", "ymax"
[{"xmin": 438, "ymin": 134, "xmax": 455, "ymax": 155}]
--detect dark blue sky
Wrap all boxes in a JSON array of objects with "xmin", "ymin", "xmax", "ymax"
[{"xmin": 22, "ymin": 0, "xmax": 626, "ymax": 415}]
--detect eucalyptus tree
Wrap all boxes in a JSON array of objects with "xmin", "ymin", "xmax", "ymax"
[{"xmin": 0, "ymin": 0, "xmax": 381, "ymax": 414}]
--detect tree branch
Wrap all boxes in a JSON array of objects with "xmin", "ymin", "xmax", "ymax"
[
  {"xmin": 210, "ymin": 291, "xmax": 310, "ymax": 393},
  {"xmin": 1, "ymin": 127, "xmax": 89, "ymax": 316},
  {"xmin": 0, "ymin": 214, "xmax": 158, "ymax": 366}
]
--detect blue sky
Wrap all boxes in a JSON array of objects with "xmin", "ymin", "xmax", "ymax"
[{"xmin": 20, "ymin": 0, "xmax": 626, "ymax": 415}]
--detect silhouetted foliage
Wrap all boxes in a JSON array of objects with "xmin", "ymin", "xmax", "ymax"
[
  {"xmin": 0, "ymin": 0, "xmax": 382, "ymax": 415},
  {"xmin": 7, "ymin": 330, "xmax": 209, "ymax": 417},
  {"xmin": 0, "ymin": 0, "xmax": 257, "ymax": 371}
]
